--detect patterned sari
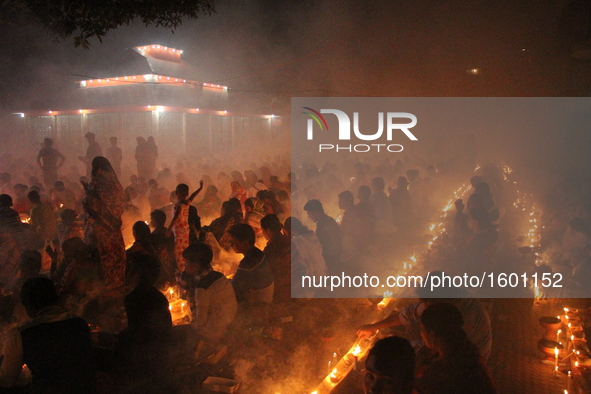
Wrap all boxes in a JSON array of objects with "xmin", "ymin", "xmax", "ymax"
[{"xmin": 83, "ymin": 157, "xmax": 126, "ymax": 289}]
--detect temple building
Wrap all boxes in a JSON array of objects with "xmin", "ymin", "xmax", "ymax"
[{"xmin": 15, "ymin": 44, "xmax": 279, "ymax": 160}]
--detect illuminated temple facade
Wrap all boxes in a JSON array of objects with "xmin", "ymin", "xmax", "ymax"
[{"xmin": 16, "ymin": 45, "xmax": 279, "ymax": 159}]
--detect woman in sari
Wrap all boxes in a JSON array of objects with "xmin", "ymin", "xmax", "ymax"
[{"xmin": 82, "ymin": 156, "xmax": 126, "ymax": 289}]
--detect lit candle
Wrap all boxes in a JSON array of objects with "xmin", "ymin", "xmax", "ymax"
[
  {"xmin": 567, "ymin": 371, "xmax": 571, "ymax": 392},
  {"xmin": 555, "ymin": 347, "xmax": 559, "ymax": 371},
  {"xmin": 575, "ymin": 361, "xmax": 579, "ymax": 368},
  {"xmin": 181, "ymin": 302, "xmax": 185, "ymax": 315},
  {"xmin": 557, "ymin": 330, "xmax": 562, "ymax": 344},
  {"xmin": 332, "ymin": 352, "xmax": 338, "ymax": 368},
  {"xmin": 327, "ymin": 360, "xmax": 332, "ymax": 374}
]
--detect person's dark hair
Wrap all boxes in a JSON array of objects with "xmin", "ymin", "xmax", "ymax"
[
  {"xmin": 285, "ymin": 216, "xmax": 312, "ymax": 235},
  {"xmin": 176, "ymin": 183, "xmax": 189, "ymax": 197},
  {"xmin": 127, "ymin": 254, "xmax": 161, "ymax": 286},
  {"xmin": 244, "ymin": 198, "xmax": 255, "ymax": 210},
  {"xmin": 372, "ymin": 177, "xmax": 385, "ymax": 190},
  {"xmin": 132, "ymin": 221, "xmax": 151, "ymax": 241},
  {"xmin": 227, "ymin": 223, "xmax": 256, "ymax": 246},
  {"xmin": 19, "ymin": 250, "xmax": 42, "ymax": 274},
  {"xmin": 421, "ymin": 302, "xmax": 466, "ymax": 350},
  {"xmin": 54, "ymin": 181, "xmax": 65, "ymax": 190},
  {"xmin": 474, "ymin": 182, "xmax": 491, "ymax": 195},
  {"xmin": 358, "ymin": 185, "xmax": 371, "ymax": 200},
  {"xmin": 0, "ymin": 194, "xmax": 13, "ymax": 207},
  {"xmin": 226, "ymin": 198, "xmax": 242, "ymax": 215},
  {"xmin": 150, "ymin": 209, "xmax": 166, "ymax": 227},
  {"xmin": 366, "ymin": 336, "xmax": 415, "ymax": 394},
  {"xmin": 303, "ymin": 199, "xmax": 324, "ymax": 214},
  {"xmin": 261, "ymin": 214, "xmax": 282, "ymax": 232},
  {"xmin": 60, "ymin": 209, "xmax": 78, "ymax": 224},
  {"xmin": 91, "ymin": 156, "xmax": 115, "ymax": 178},
  {"xmin": 44, "ymin": 137, "xmax": 53, "ymax": 145},
  {"xmin": 27, "ymin": 190, "xmax": 41, "ymax": 203},
  {"xmin": 338, "ymin": 190, "xmax": 354, "ymax": 204},
  {"xmin": 20, "ymin": 277, "xmax": 58, "ymax": 311},
  {"xmin": 14, "ymin": 184, "xmax": 28, "ymax": 193},
  {"xmin": 183, "ymin": 243, "xmax": 214, "ymax": 269},
  {"xmin": 0, "ymin": 173, "xmax": 10, "ymax": 183}
]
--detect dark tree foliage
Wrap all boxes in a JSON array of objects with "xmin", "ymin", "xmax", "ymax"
[{"xmin": 0, "ymin": 0, "xmax": 215, "ymax": 48}]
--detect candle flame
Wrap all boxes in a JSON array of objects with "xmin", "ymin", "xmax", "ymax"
[
  {"xmin": 555, "ymin": 347, "xmax": 559, "ymax": 356},
  {"xmin": 352, "ymin": 345, "xmax": 362, "ymax": 356}
]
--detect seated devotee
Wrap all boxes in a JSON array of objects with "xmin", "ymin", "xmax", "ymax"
[
  {"xmin": 261, "ymin": 214, "xmax": 291, "ymax": 304},
  {"xmin": 303, "ymin": 199, "xmax": 342, "ymax": 275},
  {"xmin": 357, "ymin": 272, "xmax": 492, "ymax": 362},
  {"xmin": 120, "ymin": 254, "xmax": 173, "ymax": 390},
  {"xmin": 209, "ymin": 198, "xmax": 243, "ymax": 251},
  {"xmin": 339, "ymin": 190, "xmax": 374, "ymax": 249},
  {"xmin": 0, "ymin": 194, "xmax": 21, "ymax": 231},
  {"xmin": 50, "ymin": 181, "xmax": 77, "ymax": 212},
  {"xmin": 125, "ymin": 221, "xmax": 159, "ymax": 265},
  {"xmin": 416, "ymin": 303, "xmax": 497, "ymax": 394},
  {"xmin": 56, "ymin": 208, "xmax": 84, "ymax": 248},
  {"xmin": 180, "ymin": 243, "xmax": 237, "ymax": 346},
  {"xmin": 11, "ymin": 250, "xmax": 42, "ymax": 299},
  {"xmin": 0, "ymin": 277, "xmax": 95, "ymax": 393},
  {"xmin": 363, "ymin": 336, "xmax": 415, "ymax": 394},
  {"xmin": 456, "ymin": 206, "xmax": 498, "ymax": 277},
  {"xmin": 370, "ymin": 177, "xmax": 391, "ymax": 223},
  {"xmin": 149, "ymin": 209, "xmax": 176, "ymax": 282},
  {"xmin": 50, "ymin": 237, "xmax": 102, "ymax": 299},
  {"xmin": 28, "ymin": 190, "xmax": 57, "ymax": 244},
  {"xmin": 227, "ymin": 223, "xmax": 274, "ymax": 306},
  {"xmin": 12, "ymin": 184, "xmax": 31, "ymax": 214}
]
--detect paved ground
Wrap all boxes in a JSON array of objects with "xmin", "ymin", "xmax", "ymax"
[{"xmin": 489, "ymin": 298, "xmax": 589, "ymax": 394}]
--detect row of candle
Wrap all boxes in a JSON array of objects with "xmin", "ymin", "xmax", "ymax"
[
  {"xmin": 310, "ymin": 179, "xmax": 478, "ymax": 393},
  {"xmin": 555, "ymin": 307, "xmax": 588, "ymax": 393}
]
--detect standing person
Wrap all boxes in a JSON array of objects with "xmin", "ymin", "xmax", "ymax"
[
  {"xmin": 78, "ymin": 133, "xmax": 103, "ymax": 178},
  {"xmin": 389, "ymin": 176, "xmax": 412, "ymax": 229},
  {"xmin": 167, "ymin": 181, "xmax": 203, "ymax": 272},
  {"xmin": 105, "ymin": 136, "xmax": 123, "ymax": 179},
  {"xmin": 146, "ymin": 136, "xmax": 158, "ymax": 180},
  {"xmin": 303, "ymin": 199, "xmax": 342, "ymax": 275},
  {"xmin": 36, "ymin": 138, "xmax": 65, "ymax": 188},
  {"xmin": 134, "ymin": 137, "xmax": 149, "ymax": 180},
  {"xmin": 81, "ymin": 157, "xmax": 126, "ymax": 289}
]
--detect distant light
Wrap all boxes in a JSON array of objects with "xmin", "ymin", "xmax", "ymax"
[
  {"xmin": 157, "ymin": 45, "xmax": 160, "ymax": 48},
  {"xmin": 89, "ymin": 80, "xmax": 93, "ymax": 83},
  {"xmin": 167, "ymin": 77, "xmax": 170, "ymax": 80},
  {"xmin": 175, "ymin": 79, "xmax": 178, "ymax": 82},
  {"xmin": 152, "ymin": 45, "xmax": 155, "ymax": 48},
  {"xmin": 522, "ymin": 48, "xmax": 526, "ymax": 51},
  {"xmin": 271, "ymin": 114, "xmax": 275, "ymax": 118},
  {"xmin": 158, "ymin": 76, "xmax": 162, "ymax": 79},
  {"xmin": 217, "ymin": 85, "xmax": 220, "ymax": 87},
  {"xmin": 203, "ymin": 83, "xmax": 206, "ymax": 86},
  {"xmin": 183, "ymin": 80, "xmax": 186, "ymax": 83},
  {"xmin": 132, "ymin": 76, "xmax": 136, "ymax": 79},
  {"xmin": 124, "ymin": 76, "xmax": 128, "ymax": 80},
  {"xmin": 48, "ymin": 111, "xmax": 52, "ymax": 114},
  {"xmin": 468, "ymin": 68, "xmax": 480, "ymax": 75},
  {"xmin": 180, "ymin": 50, "xmax": 183, "ymax": 54},
  {"xmin": 195, "ymin": 108, "xmax": 199, "ymax": 111},
  {"xmin": 98, "ymin": 79, "xmax": 101, "ymax": 82},
  {"xmin": 18, "ymin": 113, "xmax": 24, "ymax": 118},
  {"xmin": 115, "ymin": 77, "xmax": 118, "ymax": 80},
  {"xmin": 224, "ymin": 110, "xmax": 227, "ymax": 114},
  {"xmin": 79, "ymin": 109, "xmax": 83, "ymax": 113},
  {"xmin": 156, "ymin": 106, "xmax": 164, "ymax": 112},
  {"xmin": 147, "ymin": 105, "xmax": 151, "ymax": 109},
  {"xmin": 106, "ymin": 79, "xmax": 110, "ymax": 81}
]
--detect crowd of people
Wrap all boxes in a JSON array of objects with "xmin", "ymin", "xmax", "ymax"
[{"xmin": 0, "ymin": 131, "xmax": 588, "ymax": 393}]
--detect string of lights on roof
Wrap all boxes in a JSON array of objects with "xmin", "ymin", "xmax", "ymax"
[{"xmin": 78, "ymin": 74, "xmax": 228, "ymax": 91}]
